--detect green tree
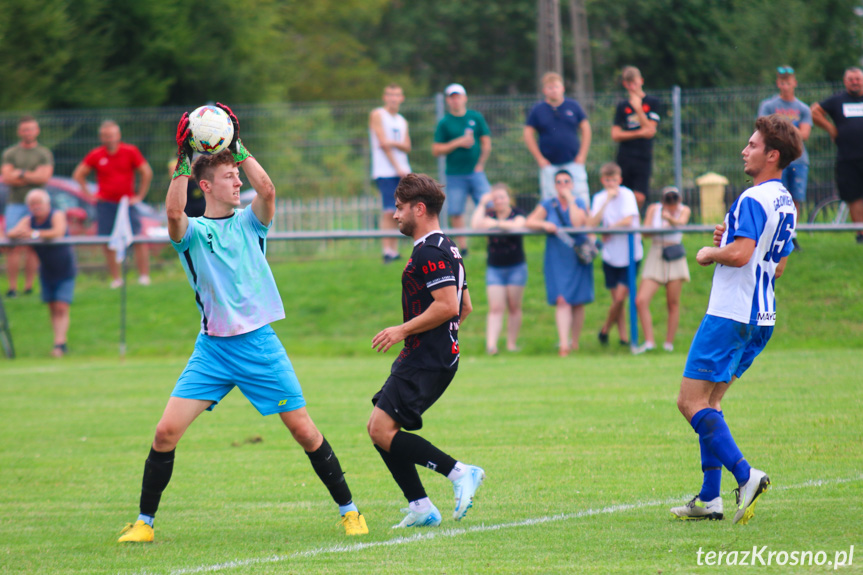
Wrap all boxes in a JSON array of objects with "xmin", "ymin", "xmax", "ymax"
[{"xmin": 364, "ymin": 0, "xmax": 538, "ymax": 95}]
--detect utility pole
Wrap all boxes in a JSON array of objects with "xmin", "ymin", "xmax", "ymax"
[
  {"xmin": 536, "ymin": 0, "xmax": 562, "ymax": 91},
  {"xmin": 568, "ymin": 0, "xmax": 594, "ymax": 106}
]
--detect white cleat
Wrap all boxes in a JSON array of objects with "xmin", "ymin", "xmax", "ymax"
[
  {"xmin": 670, "ymin": 495, "xmax": 724, "ymax": 521},
  {"xmin": 733, "ymin": 468, "xmax": 770, "ymax": 525},
  {"xmin": 392, "ymin": 504, "xmax": 442, "ymax": 528},
  {"xmin": 452, "ymin": 465, "xmax": 485, "ymax": 521}
]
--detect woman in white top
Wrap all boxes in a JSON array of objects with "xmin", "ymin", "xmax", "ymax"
[{"xmin": 634, "ymin": 186, "xmax": 691, "ymax": 353}]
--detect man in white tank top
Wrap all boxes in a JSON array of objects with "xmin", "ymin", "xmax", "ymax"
[{"xmin": 370, "ymin": 84, "xmax": 412, "ymax": 263}]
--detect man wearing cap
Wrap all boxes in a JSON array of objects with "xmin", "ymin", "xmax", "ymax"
[
  {"xmin": 811, "ymin": 66, "xmax": 863, "ymax": 244},
  {"xmin": 433, "ymin": 83, "xmax": 492, "ymax": 253},
  {"xmin": 757, "ymin": 66, "xmax": 811, "ymax": 251},
  {"xmin": 524, "ymin": 72, "xmax": 591, "ymax": 205}
]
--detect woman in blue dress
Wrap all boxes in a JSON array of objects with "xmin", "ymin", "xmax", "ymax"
[{"xmin": 526, "ymin": 169, "xmax": 594, "ymax": 356}]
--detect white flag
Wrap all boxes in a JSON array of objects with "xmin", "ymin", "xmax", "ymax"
[{"xmin": 108, "ymin": 196, "xmax": 134, "ymax": 263}]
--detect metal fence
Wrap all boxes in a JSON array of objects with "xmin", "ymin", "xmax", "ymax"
[{"xmin": 0, "ymin": 81, "xmax": 845, "ymax": 228}]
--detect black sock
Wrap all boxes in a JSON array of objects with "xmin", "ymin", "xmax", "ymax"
[
  {"xmin": 374, "ymin": 444, "xmax": 427, "ymax": 502},
  {"xmin": 139, "ymin": 447, "xmax": 175, "ymax": 517},
  {"xmin": 389, "ymin": 431, "xmax": 457, "ymax": 478},
  {"xmin": 305, "ymin": 437, "xmax": 353, "ymax": 506}
]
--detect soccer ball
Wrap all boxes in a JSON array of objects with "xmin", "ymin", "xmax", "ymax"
[{"xmin": 188, "ymin": 105, "xmax": 234, "ymax": 154}]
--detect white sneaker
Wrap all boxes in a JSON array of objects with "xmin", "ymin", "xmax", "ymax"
[
  {"xmin": 392, "ymin": 504, "xmax": 442, "ymax": 528},
  {"xmin": 138, "ymin": 275, "xmax": 151, "ymax": 286},
  {"xmin": 733, "ymin": 468, "xmax": 770, "ymax": 525},
  {"xmin": 109, "ymin": 278, "xmax": 124, "ymax": 289},
  {"xmin": 452, "ymin": 465, "xmax": 485, "ymax": 521},
  {"xmin": 670, "ymin": 495, "xmax": 723, "ymax": 520},
  {"xmin": 663, "ymin": 342, "xmax": 674, "ymax": 352},
  {"xmin": 632, "ymin": 341, "xmax": 656, "ymax": 355}
]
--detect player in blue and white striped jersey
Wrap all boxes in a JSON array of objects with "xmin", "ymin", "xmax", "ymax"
[{"xmin": 671, "ymin": 115, "xmax": 802, "ymax": 525}]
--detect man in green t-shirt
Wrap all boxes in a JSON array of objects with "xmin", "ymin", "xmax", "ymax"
[
  {"xmin": 1, "ymin": 116, "xmax": 54, "ymax": 298},
  {"xmin": 433, "ymin": 84, "xmax": 492, "ymax": 253}
]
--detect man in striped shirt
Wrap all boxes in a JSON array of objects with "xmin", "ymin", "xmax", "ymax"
[{"xmin": 671, "ymin": 115, "xmax": 801, "ymax": 525}]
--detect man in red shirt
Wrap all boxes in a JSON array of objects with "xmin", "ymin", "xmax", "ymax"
[{"xmin": 73, "ymin": 121, "xmax": 153, "ymax": 287}]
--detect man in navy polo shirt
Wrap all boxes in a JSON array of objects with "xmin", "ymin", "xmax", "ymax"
[{"xmin": 524, "ymin": 72, "xmax": 592, "ymax": 204}]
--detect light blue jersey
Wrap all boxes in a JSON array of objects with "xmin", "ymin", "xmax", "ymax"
[{"xmin": 172, "ymin": 207, "xmax": 285, "ymax": 336}]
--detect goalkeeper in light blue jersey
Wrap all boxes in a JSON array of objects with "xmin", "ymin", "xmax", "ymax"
[
  {"xmin": 671, "ymin": 115, "xmax": 802, "ymax": 525},
  {"xmin": 118, "ymin": 104, "xmax": 368, "ymax": 543}
]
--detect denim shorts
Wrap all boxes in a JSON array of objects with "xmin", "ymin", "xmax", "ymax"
[
  {"xmin": 376, "ymin": 177, "xmax": 400, "ymax": 211},
  {"xmin": 4, "ymin": 203, "xmax": 30, "ymax": 232},
  {"xmin": 97, "ymin": 201, "xmax": 142, "ymax": 236},
  {"xmin": 40, "ymin": 276, "xmax": 75, "ymax": 304},
  {"xmin": 684, "ymin": 315, "xmax": 773, "ymax": 383},
  {"xmin": 445, "ymin": 172, "xmax": 491, "ymax": 216},
  {"xmin": 486, "ymin": 262, "xmax": 528, "ymax": 287},
  {"xmin": 602, "ymin": 260, "xmax": 640, "ymax": 290},
  {"xmin": 540, "ymin": 162, "xmax": 589, "ymax": 205},
  {"xmin": 781, "ymin": 163, "xmax": 808, "ymax": 203}
]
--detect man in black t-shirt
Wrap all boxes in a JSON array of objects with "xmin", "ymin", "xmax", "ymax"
[
  {"xmin": 611, "ymin": 66, "xmax": 662, "ymax": 210},
  {"xmin": 811, "ymin": 66, "xmax": 863, "ymax": 243},
  {"xmin": 368, "ymin": 173, "xmax": 485, "ymax": 529}
]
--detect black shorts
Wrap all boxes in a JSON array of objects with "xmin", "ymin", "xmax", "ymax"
[
  {"xmin": 835, "ymin": 159, "xmax": 863, "ymax": 203},
  {"xmin": 617, "ymin": 155, "xmax": 652, "ymax": 197},
  {"xmin": 372, "ymin": 364, "xmax": 456, "ymax": 431},
  {"xmin": 602, "ymin": 260, "xmax": 640, "ymax": 290},
  {"xmin": 97, "ymin": 201, "xmax": 142, "ymax": 236}
]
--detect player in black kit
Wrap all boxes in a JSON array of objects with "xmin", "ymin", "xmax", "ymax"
[{"xmin": 368, "ymin": 172, "xmax": 486, "ymax": 529}]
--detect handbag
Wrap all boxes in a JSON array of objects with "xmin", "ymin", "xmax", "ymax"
[
  {"xmin": 551, "ymin": 200, "xmax": 597, "ymax": 264},
  {"xmin": 574, "ymin": 239, "xmax": 599, "ymax": 265},
  {"xmin": 662, "ymin": 243, "xmax": 686, "ymax": 261}
]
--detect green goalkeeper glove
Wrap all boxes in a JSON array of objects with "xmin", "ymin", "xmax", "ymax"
[{"xmin": 216, "ymin": 102, "xmax": 252, "ymax": 164}]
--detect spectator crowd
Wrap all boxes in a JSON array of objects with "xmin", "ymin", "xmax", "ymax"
[{"xmin": 3, "ymin": 65, "xmax": 862, "ymax": 357}]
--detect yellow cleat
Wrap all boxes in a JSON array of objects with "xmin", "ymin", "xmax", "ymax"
[
  {"xmin": 339, "ymin": 510, "xmax": 369, "ymax": 536},
  {"xmin": 118, "ymin": 520, "xmax": 154, "ymax": 543}
]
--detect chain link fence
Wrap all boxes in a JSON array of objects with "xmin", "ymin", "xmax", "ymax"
[{"xmin": 0, "ymin": 82, "xmax": 844, "ymax": 232}]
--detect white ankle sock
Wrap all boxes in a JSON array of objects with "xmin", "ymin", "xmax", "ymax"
[
  {"xmin": 409, "ymin": 497, "xmax": 431, "ymax": 513},
  {"xmin": 447, "ymin": 462, "xmax": 467, "ymax": 481}
]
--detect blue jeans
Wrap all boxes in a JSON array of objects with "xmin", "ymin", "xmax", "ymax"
[
  {"xmin": 540, "ymin": 162, "xmax": 589, "ymax": 205},
  {"xmin": 781, "ymin": 163, "xmax": 808, "ymax": 203}
]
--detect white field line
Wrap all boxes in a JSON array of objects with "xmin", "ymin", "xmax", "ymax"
[{"xmin": 131, "ymin": 473, "xmax": 863, "ymax": 575}]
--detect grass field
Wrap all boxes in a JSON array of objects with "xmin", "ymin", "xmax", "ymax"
[
  {"xmin": 1, "ymin": 351, "xmax": 861, "ymax": 574},
  {"xmin": 1, "ymin": 231, "xmax": 862, "ymax": 573}
]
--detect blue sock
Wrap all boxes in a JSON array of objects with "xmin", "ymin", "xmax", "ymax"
[
  {"xmin": 691, "ymin": 408, "xmax": 751, "ymax": 486},
  {"xmin": 338, "ymin": 502, "xmax": 358, "ymax": 516},
  {"xmin": 137, "ymin": 513, "xmax": 154, "ymax": 527},
  {"xmin": 698, "ymin": 411, "xmax": 723, "ymax": 500}
]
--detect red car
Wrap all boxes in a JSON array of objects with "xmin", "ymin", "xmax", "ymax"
[{"xmin": 0, "ymin": 176, "xmax": 166, "ymax": 239}]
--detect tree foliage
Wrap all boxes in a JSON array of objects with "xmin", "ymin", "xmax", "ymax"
[
  {"xmin": 586, "ymin": 0, "xmax": 863, "ymax": 90},
  {"xmin": 0, "ymin": 0, "xmax": 860, "ymax": 111}
]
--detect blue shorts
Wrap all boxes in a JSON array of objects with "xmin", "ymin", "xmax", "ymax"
[
  {"xmin": 486, "ymin": 262, "xmax": 528, "ymax": 287},
  {"xmin": 40, "ymin": 276, "xmax": 75, "ymax": 304},
  {"xmin": 445, "ymin": 172, "xmax": 491, "ymax": 216},
  {"xmin": 4, "ymin": 203, "xmax": 30, "ymax": 232},
  {"xmin": 781, "ymin": 163, "xmax": 808, "ymax": 203},
  {"xmin": 172, "ymin": 325, "xmax": 306, "ymax": 416},
  {"xmin": 602, "ymin": 260, "xmax": 640, "ymax": 290},
  {"xmin": 376, "ymin": 177, "xmax": 401, "ymax": 211},
  {"xmin": 684, "ymin": 315, "xmax": 773, "ymax": 383},
  {"xmin": 97, "ymin": 201, "xmax": 142, "ymax": 236}
]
